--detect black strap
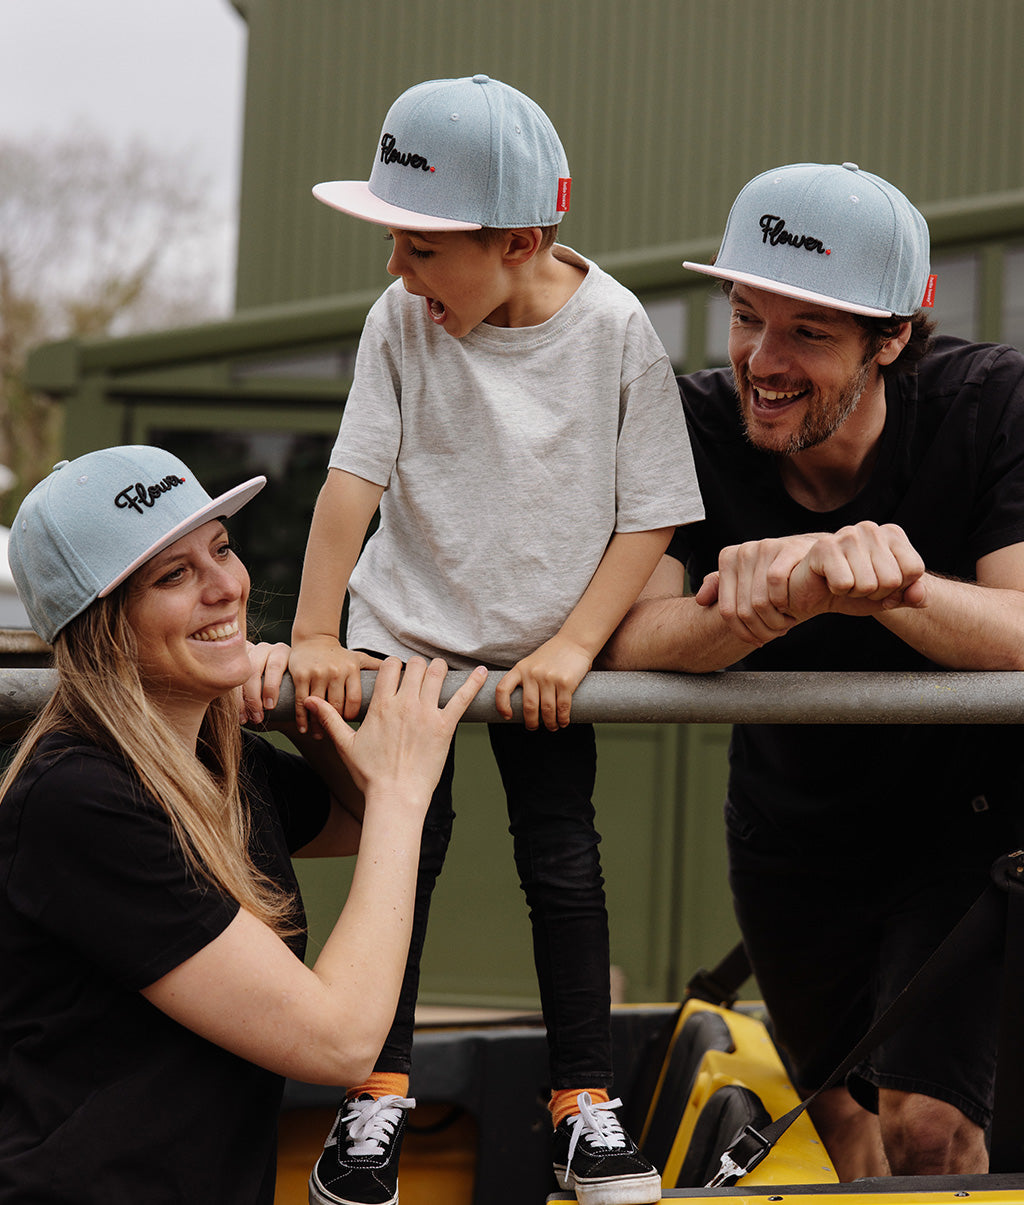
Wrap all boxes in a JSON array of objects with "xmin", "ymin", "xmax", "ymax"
[
  {"xmin": 685, "ymin": 943, "xmax": 752, "ymax": 1007},
  {"xmin": 708, "ymin": 851, "xmax": 1023, "ymax": 1186}
]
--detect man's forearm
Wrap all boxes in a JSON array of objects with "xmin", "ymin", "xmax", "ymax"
[
  {"xmin": 600, "ymin": 593, "xmax": 758, "ymax": 673},
  {"xmin": 877, "ymin": 573, "xmax": 1024, "ymax": 670}
]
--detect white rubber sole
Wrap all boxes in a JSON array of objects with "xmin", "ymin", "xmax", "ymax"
[
  {"xmin": 308, "ymin": 1172, "xmax": 398, "ymax": 1205},
  {"xmin": 555, "ymin": 1167, "xmax": 663, "ymax": 1205}
]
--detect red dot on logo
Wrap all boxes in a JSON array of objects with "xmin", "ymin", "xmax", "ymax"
[
  {"xmin": 430, "ymin": 167, "xmax": 435, "ymax": 172},
  {"xmin": 825, "ymin": 249, "xmax": 831, "ymax": 255}
]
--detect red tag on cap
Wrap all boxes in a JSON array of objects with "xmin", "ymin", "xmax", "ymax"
[
  {"xmin": 922, "ymin": 274, "xmax": 937, "ymax": 308},
  {"xmin": 557, "ymin": 177, "xmax": 572, "ymax": 213}
]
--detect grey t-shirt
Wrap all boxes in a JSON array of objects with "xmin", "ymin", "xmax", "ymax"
[{"xmin": 330, "ymin": 246, "xmax": 703, "ymax": 668}]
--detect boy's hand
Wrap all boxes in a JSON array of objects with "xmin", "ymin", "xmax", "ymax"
[
  {"xmin": 289, "ymin": 634, "xmax": 384, "ymax": 733},
  {"xmin": 495, "ymin": 635, "xmax": 593, "ymax": 731}
]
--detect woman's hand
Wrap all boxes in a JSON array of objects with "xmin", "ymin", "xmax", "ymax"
[
  {"xmin": 145, "ymin": 656, "xmax": 488, "ymax": 1086},
  {"xmin": 303, "ymin": 657, "xmax": 488, "ymax": 809},
  {"xmin": 240, "ymin": 641, "xmax": 291, "ymax": 725}
]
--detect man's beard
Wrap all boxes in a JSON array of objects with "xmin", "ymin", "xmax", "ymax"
[{"xmin": 736, "ymin": 357, "xmax": 873, "ymax": 455}]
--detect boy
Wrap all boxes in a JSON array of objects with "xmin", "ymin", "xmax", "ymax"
[{"xmin": 293, "ymin": 75, "xmax": 703, "ymax": 1205}]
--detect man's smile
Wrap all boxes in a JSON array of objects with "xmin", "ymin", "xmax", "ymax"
[{"xmin": 756, "ymin": 387, "xmax": 805, "ymax": 402}]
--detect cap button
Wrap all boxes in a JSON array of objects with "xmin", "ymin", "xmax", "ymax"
[
  {"xmin": 472, "ymin": 74, "xmax": 490, "ymax": 84},
  {"xmin": 842, "ymin": 161, "xmax": 860, "ymax": 172}
]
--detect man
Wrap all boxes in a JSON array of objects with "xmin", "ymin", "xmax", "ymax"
[{"xmin": 603, "ymin": 162, "xmax": 1024, "ymax": 1179}]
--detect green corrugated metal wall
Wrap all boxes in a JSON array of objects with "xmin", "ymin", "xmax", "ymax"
[{"xmin": 233, "ymin": 0, "xmax": 1024, "ymax": 309}]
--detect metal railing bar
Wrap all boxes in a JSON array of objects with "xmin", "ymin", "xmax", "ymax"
[{"xmin": 1, "ymin": 668, "xmax": 1023, "ymax": 726}]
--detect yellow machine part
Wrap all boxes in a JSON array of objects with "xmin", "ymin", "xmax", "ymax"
[{"xmin": 641, "ymin": 998, "xmax": 838, "ymax": 1189}]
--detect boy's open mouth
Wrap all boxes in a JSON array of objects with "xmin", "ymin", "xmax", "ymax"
[{"xmin": 428, "ymin": 298, "xmax": 447, "ymax": 323}]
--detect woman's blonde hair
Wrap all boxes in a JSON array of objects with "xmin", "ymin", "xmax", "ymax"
[{"xmin": 0, "ymin": 587, "xmax": 299, "ymax": 937}]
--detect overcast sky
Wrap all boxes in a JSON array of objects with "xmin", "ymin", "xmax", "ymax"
[
  {"xmin": 1, "ymin": 0, "xmax": 246, "ymax": 207},
  {"xmin": 0, "ymin": 1, "xmax": 247, "ymax": 554},
  {"xmin": 1, "ymin": 0, "xmax": 248, "ymax": 318}
]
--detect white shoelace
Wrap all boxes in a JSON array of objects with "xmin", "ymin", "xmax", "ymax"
[
  {"xmin": 325, "ymin": 1094, "xmax": 416, "ymax": 1157},
  {"xmin": 566, "ymin": 1092, "xmax": 627, "ymax": 1171}
]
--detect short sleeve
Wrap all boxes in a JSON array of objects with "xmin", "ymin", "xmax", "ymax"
[
  {"xmin": 615, "ymin": 347, "xmax": 704, "ymax": 533},
  {"xmin": 329, "ymin": 289, "xmax": 404, "ymax": 487},
  {"xmin": 6, "ymin": 748, "xmax": 239, "ymax": 991}
]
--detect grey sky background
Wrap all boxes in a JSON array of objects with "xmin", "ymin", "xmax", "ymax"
[
  {"xmin": 1, "ymin": 0, "xmax": 247, "ymax": 313},
  {"xmin": 1, "ymin": 0, "xmax": 246, "ymax": 206},
  {"xmin": 0, "ymin": 1, "xmax": 246, "ymax": 584}
]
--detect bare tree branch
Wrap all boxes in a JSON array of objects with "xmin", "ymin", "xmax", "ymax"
[{"xmin": 0, "ymin": 127, "xmax": 232, "ymax": 521}]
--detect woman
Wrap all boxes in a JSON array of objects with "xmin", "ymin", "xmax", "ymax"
[{"xmin": 0, "ymin": 445, "xmax": 485, "ymax": 1204}]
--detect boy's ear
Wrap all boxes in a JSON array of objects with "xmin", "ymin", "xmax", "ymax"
[{"xmin": 502, "ymin": 228, "xmax": 544, "ymax": 266}]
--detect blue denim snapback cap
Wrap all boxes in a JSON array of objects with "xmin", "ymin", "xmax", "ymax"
[
  {"xmin": 313, "ymin": 74, "xmax": 571, "ymax": 232},
  {"xmin": 8, "ymin": 445, "xmax": 265, "ymax": 643},
  {"xmin": 684, "ymin": 162, "xmax": 932, "ymax": 318}
]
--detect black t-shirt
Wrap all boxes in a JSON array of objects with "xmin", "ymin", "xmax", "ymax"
[
  {"xmin": 669, "ymin": 336, "xmax": 1024, "ymax": 844},
  {"xmin": 0, "ymin": 730, "xmax": 331, "ymax": 1204}
]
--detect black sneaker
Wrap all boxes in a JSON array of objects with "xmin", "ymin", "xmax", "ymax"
[
  {"xmin": 309, "ymin": 1093, "xmax": 415, "ymax": 1205},
  {"xmin": 552, "ymin": 1092, "xmax": 662, "ymax": 1205}
]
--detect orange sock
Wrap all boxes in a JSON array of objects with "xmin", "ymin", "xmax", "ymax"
[
  {"xmin": 550, "ymin": 1087, "xmax": 610, "ymax": 1129},
  {"xmin": 346, "ymin": 1071, "xmax": 410, "ymax": 1101}
]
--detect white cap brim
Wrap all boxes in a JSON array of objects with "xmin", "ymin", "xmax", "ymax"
[
  {"xmin": 682, "ymin": 261, "xmax": 895, "ymax": 319},
  {"xmin": 98, "ymin": 476, "xmax": 267, "ymax": 597},
  {"xmin": 313, "ymin": 180, "xmax": 481, "ymax": 232}
]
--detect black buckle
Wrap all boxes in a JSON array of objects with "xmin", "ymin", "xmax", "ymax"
[{"xmin": 705, "ymin": 1124, "xmax": 773, "ymax": 1188}]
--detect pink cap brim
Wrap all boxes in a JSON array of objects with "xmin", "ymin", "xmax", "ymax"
[
  {"xmin": 97, "ymin": 476, "xmax": 267, "ymax": 597},
  {"xmin": 682, "ymin": 261, "xmax": 894, "ymax": 319},
  {"xmin": 312, "ymin": 180, "xmax": 482, "ymax": 232}
]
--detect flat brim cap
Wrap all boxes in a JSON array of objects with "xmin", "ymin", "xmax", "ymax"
[
  {"xmin": 684, "ymin": 162, "xmax": 931, "ymax": 318},
  {"xmin": 312, "ymin": 179, "xmax": 481, "ymax": 231},
  {"xmin": 8, "ymin": 445, "xmax": 265, "ymax": 642},
  {"xmin": 314, "ymin": 74, "xmax": 570, "ymax": 231}
]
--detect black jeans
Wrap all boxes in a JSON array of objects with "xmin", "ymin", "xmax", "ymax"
[{"xmin": 374, "ymin": 721, "xmax": 613, "ymax": 1091}]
